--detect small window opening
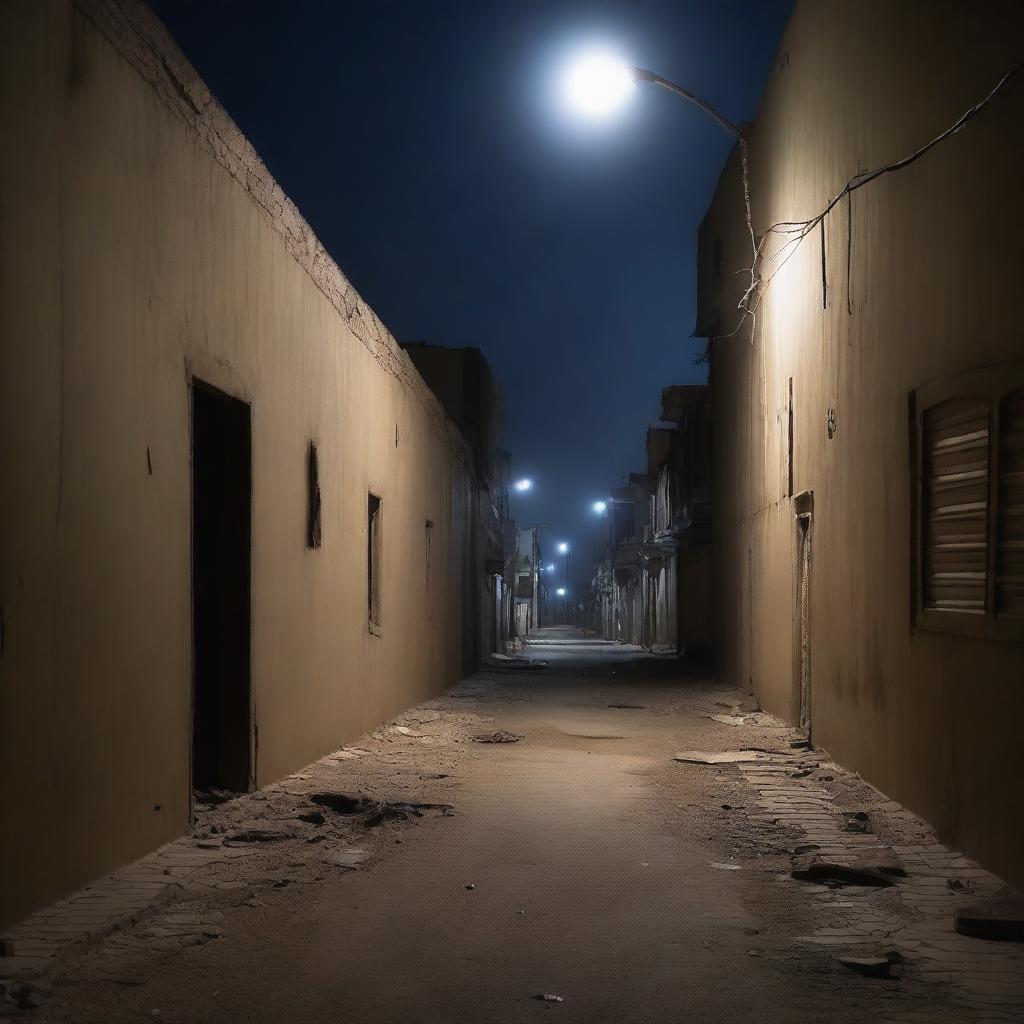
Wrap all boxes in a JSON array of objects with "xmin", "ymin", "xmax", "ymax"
[
  {"xmin": 368, "ymin": 494, "xmax": 382, "ymax": 631},
  {"xmin": 307, "ymin": 441, "xmax": 322, "ymax": 549}
]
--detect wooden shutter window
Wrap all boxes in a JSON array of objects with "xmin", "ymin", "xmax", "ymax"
[
  {"xmin": 997, "ymin": 388, "xmax": 1024, "ymax": 618},
  {"xmin": 922, "ymin": 397, "xmax": 990, "ymax": 613}
]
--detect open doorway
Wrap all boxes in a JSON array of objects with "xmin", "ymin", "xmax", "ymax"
[
  {"xmin": 793, "ymin": 491, "xmax": 813, "ymax": 738},
  {"xmin": 191, "ymin": 380, "xmax": 252, "ymax": 794}
]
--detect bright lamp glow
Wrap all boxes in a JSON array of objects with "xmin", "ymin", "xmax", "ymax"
[
  {"xmin": 556, "ymin": 587, "xmax": 566, "ymax": 597},
  {"xmin": 547, "ymin": 564, "xmax": 555, "ymax": 572},
  {"xmin": 564, "ymin": 52, "xmax": 635, "ymax": 118},
  {"xmin": 558, "ymin": 542, "xmax": 569, "ymax": 553},
  {"xmin": 513, "ymin": 478, "xmax": 533, "ymax": 492},
  {"xmin": 592, "ymin": 500, "xmax": 607, "ymax": 513}
]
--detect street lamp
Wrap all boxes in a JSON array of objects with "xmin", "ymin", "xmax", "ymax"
[
  {"xmin": 592, "ymin": 500, "xmax": 608, "ymax": 514},
  {"xmin": 562, "ymin": 53, "xmax": 757, "ymax": 314},
  {"xmin": 557, "ymin": 542, "xmax": 569, "ymax": 554},
  {"xmin": 556, "ymin": 587, "xmax": 566, "ymax": 597},
  {"xmin": 562, "ymin": 51, "xmax": 636, "ymax": 118},
  {"xmin": 513, "ymin": 478, "xmax": 533, "ymax": 492}
]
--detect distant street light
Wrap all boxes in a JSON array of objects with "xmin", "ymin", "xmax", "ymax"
[
  {"xmin": 556, "ymin": 587, "xmax": 566, "ymax": 597},
  {"xmin": 557, "ymin": 542, "xmax": 569, "ymax": 554},
  {"xmin": 547, "ymin": 564, "xmax": 555, "ymax": 572},
  {"xmin": 592, "ymin": 500, "xmax": 608, "ymax": 514},
  {"xmin": 513, "ymin": 478, "xmax": 533, "ymax": 492}
]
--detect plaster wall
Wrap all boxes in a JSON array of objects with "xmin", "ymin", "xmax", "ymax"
[
  {"xmin": 702, "ymin": 1, "xmax": 1024, "ymax": 885},
  {"xmin": 0, "ymin": 0, "xmax": 474, "ymax": 927}
]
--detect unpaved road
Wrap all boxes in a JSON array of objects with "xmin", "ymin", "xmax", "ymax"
[{"xmin": 17, "ymin": 630, "xmax": 1020, "ymax": 1023}]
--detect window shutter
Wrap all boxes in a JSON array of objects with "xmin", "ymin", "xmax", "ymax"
[
  {"xmin": 997, "ymin": 388, "xmax": 1024, "ymax": 618},
  {"xmin": 922, "ymin": 398, "xmax": 990, "ymax": 613}
]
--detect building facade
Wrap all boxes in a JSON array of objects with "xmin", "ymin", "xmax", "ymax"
[
  {"xmin": 1, "ymin": 0, "xmax": 482, "ymax": 927},
  {"xmin": 400, "ymin": 343, "xmax": 517, "ymax": 663},
  {"xmin": 696, "ymin": 1, "xmax": 1024, "ymax": 886},
  {"xmin": 588, "ymin": 385, "xmax": 712, "ymax": 653}
]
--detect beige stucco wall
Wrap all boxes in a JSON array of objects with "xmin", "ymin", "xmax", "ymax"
[
  {"xmin": 703, "ymin": 1, "xmax": 1024, "ymax": 886},
  {"xmin": 0, "ymin": 0, "xmax": 474, "ymax": 928}
]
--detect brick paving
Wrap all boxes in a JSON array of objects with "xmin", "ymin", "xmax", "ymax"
[
  {"xmin": 736, "ymin": 756, "xmax": 1024, "ymax": 1022},
  {"xmin": 0, "ymin": 844, "xmax": 250, "ymax": 981}
]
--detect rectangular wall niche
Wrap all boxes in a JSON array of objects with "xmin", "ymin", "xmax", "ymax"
[
  {"xmin": 368, "ymin": 493, "xmax": 382, "ymax": 632},
  {"xmin": 307, "ymin": 441, "xmax": 322, "ymax": 549}
]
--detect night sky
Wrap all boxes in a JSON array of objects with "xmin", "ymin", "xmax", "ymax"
[{"xmin": 149, "ymin": 0, "xmax": 792, "ymax": 586}]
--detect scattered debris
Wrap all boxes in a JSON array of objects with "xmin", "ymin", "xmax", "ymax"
[
  {"xmin": 845, "ymin": 811, "xmax": 871, "ymax": 834},
  {"xmin": 485, "ymin": 655, "xmax": 547, "ymax": 672},
  {"xmin": 324, "ymin": 849, "xmax": 369, "ymax": 870},
  {"xmin": 948, "ymin": 878, "xmax": 976, "ymax": 894},
  {"xmin": 309, "ymin": 791, "xmax": 453, "ymax": 826},
  {"xmin": 607, "ymin": 703, "xmax": 645, "ymax": 709},
  {"xmin": 712, "ymin": 714, "xmax": 752, "ymax": 726},
  {"xmin": 465, "ymin": 883, "xmax": 475, "ymax": 890},
  {"xmin": 193, "ymin": 788, "xmax": 237, "ymax": 806},
  {"xmin": 534, "ymin": 993, "xmax": 564, "ymax": 1003},
  {"xmin": 838, "ymin": 956, "xmax": 893, "ymax": 979},
  {"xmin": 391, "ymin": 726, "xmax": 425, "ymax": 737},
  {"xmin": 309, "ymin": 792, "xmax": 379, "ymax": 814},
  {"xmin": 710, "ymin": 862, "xmax": 741, "ymax": 871},
  {"xmin": 790, "ymin": 739, "xmax": 811, "ymax": 749},
  {"xmin": 4, "ymin": 982, "xmax": 47, "ymax": 1010},
  {"xmin": 791, "ymin": 768, "xmax": 812, "ymax": 778},
  {"xmin": 223, "ymin": 827, "xmax": 294, "ymax": 845},
  {"xmin": 791, "ymin": 862, "xmax": 895, "ymax": 888},
  {"xmin": 674, "ymin": 750, "xmax": 770, "ymax": 765},
  {"xmin": 955, "ymin": 897, "xmax": 1024, "ymax": 942},
  {"xmin": 473, "ymin": 730, "xmax": 524, "ymax": 744}
]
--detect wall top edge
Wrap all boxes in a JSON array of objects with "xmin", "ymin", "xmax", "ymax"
[{"xmin": 73, "ymin": 0, "xmax": 473, "ymax": 467}]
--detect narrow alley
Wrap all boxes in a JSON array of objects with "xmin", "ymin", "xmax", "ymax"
[
  {"xmin": 7, "ymin": 631, "xmax": 1020, "ymax": 1023},
  {"xmin": 4, "ymin": 2, "xmax": 1024, "ymax": 1021}
]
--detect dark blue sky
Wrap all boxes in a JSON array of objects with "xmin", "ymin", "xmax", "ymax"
[{"xmin": 150, "ymin": 0, "xmax": 792, "ymax": 582}]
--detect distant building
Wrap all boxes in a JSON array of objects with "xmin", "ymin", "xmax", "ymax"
[
  {"xmin": 694, "ymin": 2, "xmax": 1024, "ymax": 886},
  {"xmin": 588, "ymin": 385, "xmax": 712, "ymax": 653},
  {"xmin": 401, "ymin": 342, "xmax": 517, "ymax": 663}
]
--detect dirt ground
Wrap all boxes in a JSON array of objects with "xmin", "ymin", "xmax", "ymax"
[{"xmin": 6, "ymin": 630, "xmax": 1022, "ymax": 1023}]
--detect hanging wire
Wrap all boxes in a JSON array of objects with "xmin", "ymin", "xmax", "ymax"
[{"xmin": 744, "ymin": 57, "xmax": 1024, "ymax": 317}]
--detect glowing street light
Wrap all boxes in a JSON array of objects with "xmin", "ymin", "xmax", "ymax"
[
  {"xmin": 547, "ymin": 564, "xmax": 555, "ymax": 572},
  {"xmin": 563, "ymin": 51, "xmax": 636, "ymax": 119},
  {"xmin": 556, "ymin": 587, "xmax": 567, "ymax": 597},
  {"xmin": 592, "ymin": 500, "xmax": 608, "ymax": 514},
  {"xmin": 513, "ymin": 478, "xmax": 533, "ymax": 492},
  {"xmin": 557, "ymin": 542, "xmax": 569, "ymax": 554},
  {"xmin": 561, "ymin": 51, "xmax": 755, "ymax": 316}
]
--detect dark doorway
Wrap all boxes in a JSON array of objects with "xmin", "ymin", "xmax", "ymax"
[{"xmin": 191, "ymin": 380, "xmax": 252, "ymax": 794}]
